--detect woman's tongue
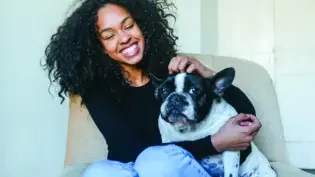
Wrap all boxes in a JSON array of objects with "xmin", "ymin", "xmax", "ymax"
[{"xmin": 121, "ymin": 43, "xmax": 138, "ymax": 57}]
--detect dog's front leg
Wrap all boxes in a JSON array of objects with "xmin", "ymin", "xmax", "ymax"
[{"xmin": 222, "ymin": 150, "xmax": 240, "ymax": 177}]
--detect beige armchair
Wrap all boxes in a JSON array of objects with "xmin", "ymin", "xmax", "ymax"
[{"xmin": 59, "ymin": 54, "xmax": 315, "ymax": 177}]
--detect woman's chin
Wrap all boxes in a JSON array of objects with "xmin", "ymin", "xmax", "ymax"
[
  {"xmin": 122, "ymin": 54, "xmax": 144, "ymax": 66},
  {"xmin": 129, "ymin": 56, "xmax": 143, "ymax": 65}
]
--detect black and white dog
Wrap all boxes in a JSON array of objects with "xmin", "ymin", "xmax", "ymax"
[{"xmin": 151, "ymin": 67, "xmax": 276, "ymax": 177}]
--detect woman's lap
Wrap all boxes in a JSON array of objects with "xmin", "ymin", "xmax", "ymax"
[{"xmin": 82, "ymin": 144, "xmax": 213, "ymax": 177}]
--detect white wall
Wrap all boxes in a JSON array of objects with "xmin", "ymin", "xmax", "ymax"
[
  {"xmin": 209, "ymin": 0, "xmax": 315, "ymax": 169},
  {"xmin": 274, "ymin": 0, "xmax": 315, "ymax": 168},
  {"xmin": 1, "ymin": 0, "xmax": 74, "ymax": 177},
  {"xmin": 173, "ymin": 0, "xmax": 201, "ymax": 53}
]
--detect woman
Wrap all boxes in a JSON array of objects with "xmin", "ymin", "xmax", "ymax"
[{"xmin": 42, "ymin": 0, "xmax": 261, "ymax": 176}]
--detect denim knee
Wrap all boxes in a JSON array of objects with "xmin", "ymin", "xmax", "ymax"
[
  {"xmin": 134, "ymin": 144, "xmax": 209, "ymax": 177},
  {"xmin": 82, "ymin": 160, "xmax": 137, "ymax": 177}
]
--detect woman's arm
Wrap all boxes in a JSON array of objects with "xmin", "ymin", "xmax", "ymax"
[{"xmin": 170, "ymin": 136, "xmax": 218, "ymax": 160}]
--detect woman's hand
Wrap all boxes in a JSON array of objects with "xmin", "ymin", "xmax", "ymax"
[
  {"xmin": 168, "ymin": 55, "xmax": 215, "ymax": 78},
  {"xmin": 211, "ymin": 113, "xmax": 262, "ymax": 152}
]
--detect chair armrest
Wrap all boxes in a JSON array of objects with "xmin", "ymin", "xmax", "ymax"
[
  {"xmin": 270, "ymin": 162, "xmax": 315, "ymax": 177},
  {"xmin": 58, "ymin": 164, "xmax": 90, "ymax": 177}
]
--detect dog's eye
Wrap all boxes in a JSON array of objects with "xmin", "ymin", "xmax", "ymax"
[
  {"xmin": 189, "ymin": 88, "xmax": 199, "ymax": 95},
  {"xmin": 161, "ymin": 88, "xmax": 168, "ymax": 94}
]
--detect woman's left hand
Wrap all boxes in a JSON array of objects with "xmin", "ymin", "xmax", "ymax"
[{"xmin": 168, "ymin": 55, "xmax": 215, "ymax": 78}]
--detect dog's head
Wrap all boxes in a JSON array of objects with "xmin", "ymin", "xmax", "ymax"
[{"xmin": 151, "ymin": 67, "xmax": 235, "ymax": 133}]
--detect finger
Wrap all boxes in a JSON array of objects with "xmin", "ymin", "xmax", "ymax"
[
  {"xmin": 210, "ymin": 69, "xmax": 217, "ymax": 75},
  {"xmin": 247, "ymin": 119, "xmax": 262, "ymax": 133},
  {"xmin": 232, "ymin": 113, "xmax": 250, "ymax": 123},
  {"xmin": 241, "ymin": 122, "xmax": 261, "ymax": 135},
  {"xmin": 169, "ymin": 57, "xmax": 181, "ymax": 74},
  {"xmin": 178, "ymin": 58, "xmax": 188, "ymax": 72},
  {"xmin": 246, "ymin": 114, "xmax": 258, "ymax": 122},
  {"xmin": 190, "ymin": 61, "xmax": 201, "ymax": 72},
  {"xmin": 168, "ymin": 57, "xmax": 177, "ymax": 74},
  {"xmin": 239, "ymin": 121, "xmax": 252, "ymax": 126},
  {"xmin": 170, "ymin": 57, "xmax": 182, "ymax": 73},
  {"xmin": 244, "ymin": 135, "xmax": 254, "ymax": 143},
  {"xmin": 186, "ymin": 64, "xmax": 196, "ymax": 73}
]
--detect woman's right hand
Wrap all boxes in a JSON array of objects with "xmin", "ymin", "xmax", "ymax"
[{"xmin": 211, "ymin": 113, "xmax": 262, "ymax": 152}]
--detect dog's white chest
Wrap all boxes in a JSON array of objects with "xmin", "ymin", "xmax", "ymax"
[{"xmin": 158, "ymin": 99, "xmax": 237, "ymax": 143}]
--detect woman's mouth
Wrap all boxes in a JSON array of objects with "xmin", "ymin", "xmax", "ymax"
[{"xmin": 121, "ymin": 42, "xmax": 140, "ymax": 57}]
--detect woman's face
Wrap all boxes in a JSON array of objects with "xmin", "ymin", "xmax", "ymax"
[{"xmin": 97, "ymin": 4, "xmax": 145, "ymax": 67}]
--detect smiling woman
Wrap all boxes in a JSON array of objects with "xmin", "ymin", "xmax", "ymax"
[
  {"xmin": 42, "ymin": 0, "xmax": 179, "ymax": 103},
  {"xmin": 42, "ymin": 0, "xmax": 261, "ymax": 176},
  {"xmin": 97, "ymin": 5, "xmax": 145, "ymax": 67}
]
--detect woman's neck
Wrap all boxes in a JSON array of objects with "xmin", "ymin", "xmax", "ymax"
[{"xmin": 122, "ymin": 66, "xmax": 149, "ymax": 87}]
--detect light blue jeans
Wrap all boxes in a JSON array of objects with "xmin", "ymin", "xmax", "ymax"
[{"xmin": 82, "ymin": 144, "xmax": 220, "ymax": 177}]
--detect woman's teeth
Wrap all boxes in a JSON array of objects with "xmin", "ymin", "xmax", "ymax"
[{"xmin": 122, "ymin": 44, "xmax": 138, "ymax": 57}]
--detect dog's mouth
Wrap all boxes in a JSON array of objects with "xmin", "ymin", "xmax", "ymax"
[
  {"xmin": 162, "ymin": 109, "xmax": 191, "ymax": 124},
  {"xmin": 161, "ymin": 109, "xmax": 198, "ymax": 133}
]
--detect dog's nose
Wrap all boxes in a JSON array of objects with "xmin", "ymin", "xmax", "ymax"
[{"xmin": 169, "ymin": 94, "xmax": 186, "ymax": 105}]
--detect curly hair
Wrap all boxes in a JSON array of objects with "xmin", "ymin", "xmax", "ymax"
[{"xmin": 42, "ymin": 0, "xmax": 179, "ymax": 104}]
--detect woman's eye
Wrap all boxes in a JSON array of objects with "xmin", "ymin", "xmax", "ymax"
[
  {"xmin": 103, "ymin": 35, "xmax": 114, "ymax": 40},
  {"xmin": 124, "ymin": 24, "xmax": 134, "ymax": 30}
]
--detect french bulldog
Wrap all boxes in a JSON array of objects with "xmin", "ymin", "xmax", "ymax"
[{"xmin": 150, "ymin": 67, "xmax": 277, "ymax": 177}]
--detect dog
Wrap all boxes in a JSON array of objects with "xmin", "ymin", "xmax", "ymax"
[{"xmin": 150, "ymin": 67, "xmax": 277, "ymax": 177}]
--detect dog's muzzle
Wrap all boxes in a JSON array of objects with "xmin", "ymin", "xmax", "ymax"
[
  {"xmin": 164, "ymin": 109, "xmax": 189, "ymax": 123},
  {"xmin": 161, "ymin": 93, "xmax": 195, "ymax": 126}
]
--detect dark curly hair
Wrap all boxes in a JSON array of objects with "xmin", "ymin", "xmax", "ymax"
[{"xmin": 42, "ymin": 0, "xmax": 179, "ymax": 104}]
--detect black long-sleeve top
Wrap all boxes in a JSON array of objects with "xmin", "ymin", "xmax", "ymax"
[{"xmin": 82, "ymin": 80, "xmax": 255, "ymax": 163}]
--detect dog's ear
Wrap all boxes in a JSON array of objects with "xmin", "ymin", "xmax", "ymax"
[
  {"xmin": 210, "ymin": 67, "xmax": 235, "ymax": 97},
  {"xmin": 148, "ymin": 73, "xmax": 163, "ymax": 88},
  {"xmin": 148, "ymin": 73, "xmax": 164, "ymax": 100}
]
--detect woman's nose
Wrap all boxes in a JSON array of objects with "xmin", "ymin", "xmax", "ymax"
[{"xmin": 119, "ymin": 31, "xmax": 131, "ymax": 44}]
